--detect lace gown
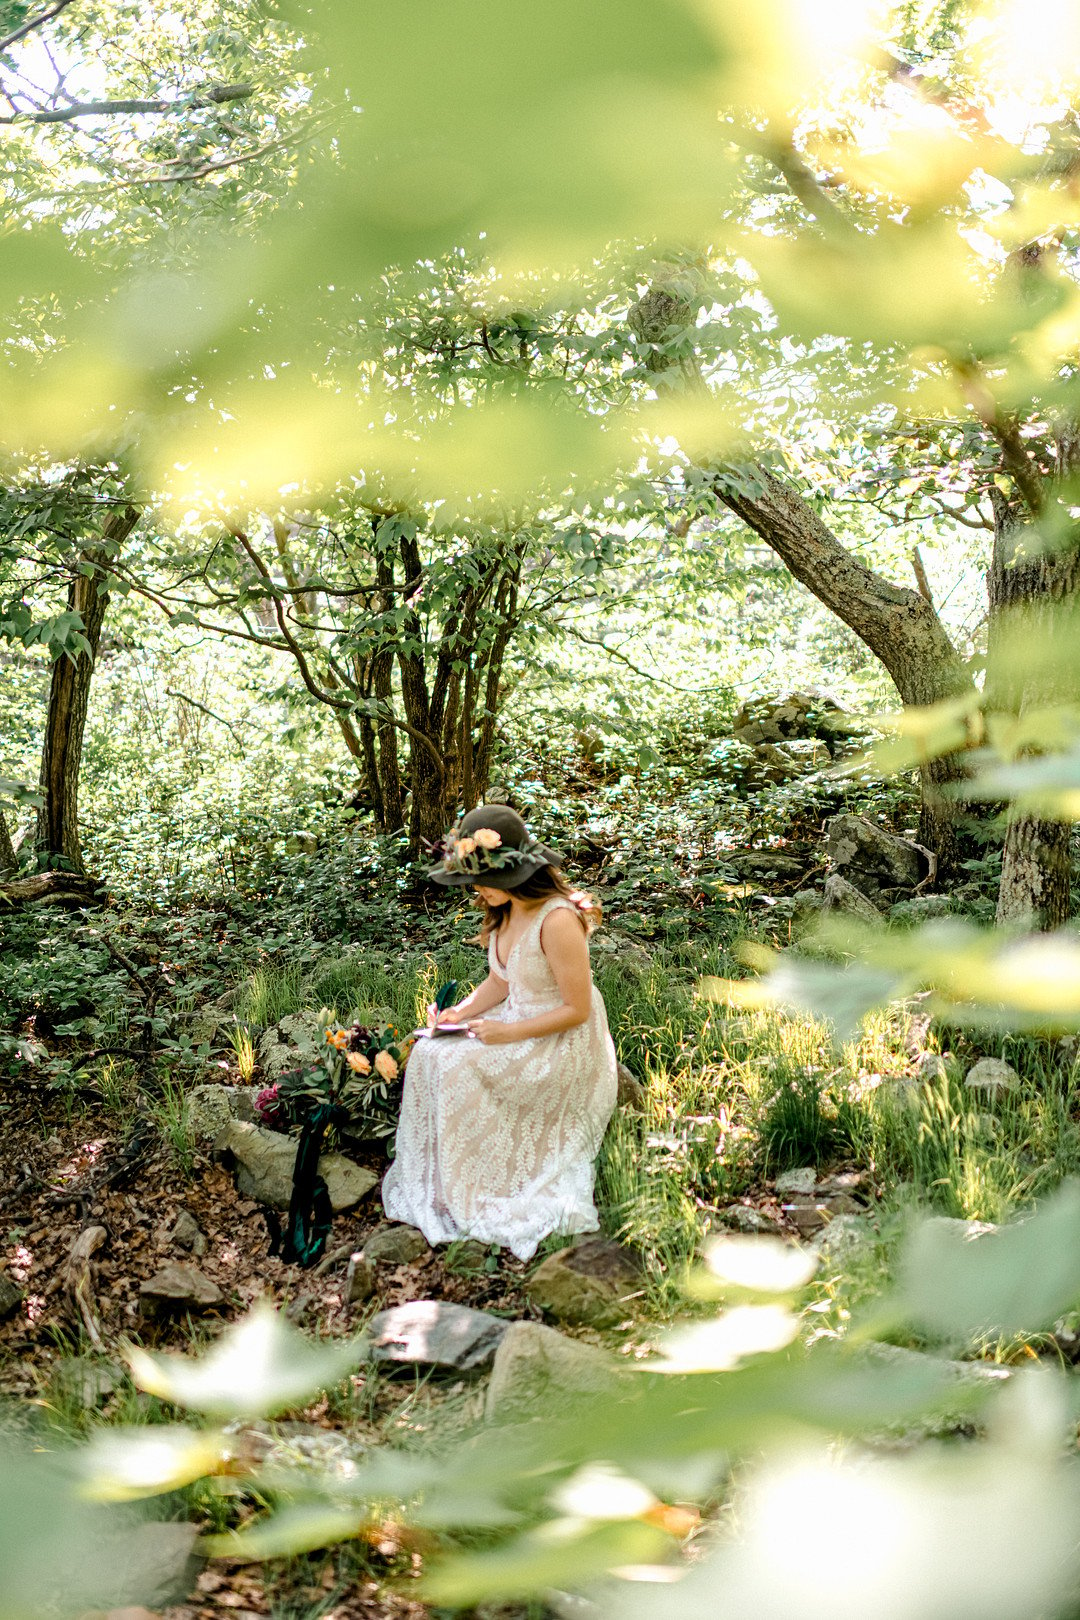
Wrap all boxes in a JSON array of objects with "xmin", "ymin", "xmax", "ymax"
[{"xmin": 381, "ymin": 896, "xmax": 618, "ymax": 1261}]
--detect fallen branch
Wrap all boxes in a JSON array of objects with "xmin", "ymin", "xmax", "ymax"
[{"xmin": 0, "ymin": 871, "xmax": 107, "ymax": 909}]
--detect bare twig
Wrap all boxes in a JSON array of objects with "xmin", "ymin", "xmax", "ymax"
[{"xmin": 0, "ymin": 82, "xmax": 254, "ymax": 125}]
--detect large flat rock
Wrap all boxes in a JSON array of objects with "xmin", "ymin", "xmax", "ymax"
[
  {"xmin": 214, "ymin": 1119, "xmax": 377, "ymax": 1211},
  {"xmin": 365, "ymin": 1300, "xmax": 510, "ymax": 1371}
]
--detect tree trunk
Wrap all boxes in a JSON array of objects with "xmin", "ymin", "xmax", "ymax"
[
  {"xmin": 0, "ymin": 809, "xmax": 17, "ymax": 879},
  {"xmin": 628, "ymin": 283, "xmax": 974, "ymax": 872},
  {"xmin": 716, "ymin": 464, "xmax": 975, "ymax": 870},
  {"xmin": 987, "ymin": 491, "xmax": 1080, "ymax": 928},
  {"xmin": 34, "ymin": 508, "xmax": 140, "ymax": 871}
]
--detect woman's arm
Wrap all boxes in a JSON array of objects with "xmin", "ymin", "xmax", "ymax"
[
  {"xmin": 468, "ymin": 909, "xmax": 591, "ymax": 1045},
  {"xmin": 433, "ymin": 971, "xmax": 508, "ymax": 1025}
]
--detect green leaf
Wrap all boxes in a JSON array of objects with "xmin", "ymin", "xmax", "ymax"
[
  {"xmin": 126, "ymin": 1301, "xmax": 363, "ymax": 1418},
  {"xmin": 895, "ymin": 1181, "xmax": 1080, "ymax": 1341},
  {"xmin": 422, "ymin": 1517, "xmax": 673, "ymax": 1604},
  {"xmin": 78, "ymin": 1425, "xmax": 234, "ymax": 1501},
  {"xmin": 201, "ymin": 1501, "xmax": 369, "ymax": 1562}
]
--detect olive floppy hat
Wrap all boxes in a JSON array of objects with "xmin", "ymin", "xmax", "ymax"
[{"xmin": 427, "ymin": 805, "xmax": 563, "ymax": 890}]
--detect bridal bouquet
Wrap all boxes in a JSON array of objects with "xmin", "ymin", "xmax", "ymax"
[{"xmin": 255, "ymin": 1012, "xmax": 413, "ymax": 1141}]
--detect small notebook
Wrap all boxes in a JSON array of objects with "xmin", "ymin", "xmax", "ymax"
[{"xmin": 412, "ymin": 1022, "xmax": 474, "ymax": 1039}]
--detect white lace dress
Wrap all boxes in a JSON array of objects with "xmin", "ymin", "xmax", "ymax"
[{"xmin": 381, "ymin": 896, "xmax": 618, "ymax": 1261}]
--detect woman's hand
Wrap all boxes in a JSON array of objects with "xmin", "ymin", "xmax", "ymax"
[{"xmin": 466, "ymin": 1018, "xmax": 515, "ymax": 1045}]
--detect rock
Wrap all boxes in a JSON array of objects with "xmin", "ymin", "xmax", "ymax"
[
  {"xmin": 815, "ymin": 1169, "xmax": 869, "ymax": 1197},
  {"xmin": 965, "ymin": 1057, "xmax": 1020, "ymax": 1096},
  {"xmin": 187, "ymin": 1084, "xmax": 259, "ymax": 1139},
  {"xmin": 775, "ymin": 1167, "xmax": 816, "ymax": 1197},
  {"xmin": 782, "ymin": 738, "xmax": 831, "ymax": 771},
  {"xmin": 1058, "ymin": 1035, "xmax": 1080, "ymax": 1069},
  {"xmin": 215, "ymin": 1120, "xmax": 377, "ymax": 1211},
  {"xmin": 753, "ymin": 742, "xmax": 800, "ymax": 783},
  {"xmin": 616, "ymin": 1062, "xmax": 647, "ymax": 1110},
  {"xmin": 526, "ymin": 1237, "xmax": 644, "ymax": 1328},
  {"xmin": 484, "ymin": 1322, "xmax": 630, "ymax": 1422},
  {"xmin": 139, "ymin": 1263, "xmax": 223, "ymax": 1316},
  {"xmin": 714, "ymin": 1204, "xmax": 783, "ymax": 1235},
  {"xmin": 233, "ymin": 1420, "xmax": 366, "ymax": 1478},
  {"xmin": 169, "ymin": 1209, "xmax": 207, "ymax": 1258},
  {"xmin": 55, "ymin": 1356, "xmax": 120, "ymax": 1407},
  {"xmin": 825, "ymin": 813, "xmax": 925, "ymax": 894},
  {"xmin": 813, "ymin": 1213, "xmax": 870, "ymax": 1259},
  {"xmin": 889, "ymin": 893, "xmax": 955, "ymax": 924},
  {"xmin": 0, "ymin": 1271, "xmax": 23, "ymax": 1320},
  {"xmin": 362, "ymin": 1223, "xmax": 430, "ymax": 1266},
  {"xmin": 256, "ymin": 1011, "xmax": 323, "ymax": 1083},
  {"xmin": 347, "ymin": 1252, "xmax": 376, "ymax": 1303},
  {"xmin": 784, "ymin": 1201, "xmax": 830, "ymax": 1237},
  {"xmin": 366, "ymin": 1300, "xmax": 510, "ymax": 1371},
  {"xmin": 822, "ymin": 872, "xmax": 883, "ymax": 925},
  {"xmin": 918, "ymin": 1052, "xmax": 949, "ymax": 1083}
]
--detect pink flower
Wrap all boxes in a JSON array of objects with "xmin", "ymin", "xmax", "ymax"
[
  {"xmin": 473, "ymin": 827, "xmax": 502, "ymax": 850},
  {"xmin": 255, "ymin": 1084, "xmax": 282, "ymax": 1124},
  {"xmin": 374, "ymin": 1049, "xmax": 399, "ymax": 1081},
  {"xmin": 455, "ymin": 835, "xmax": 477, "ymax": 857},
  {"xmin": 346, "ymin": 1051, "xmax": 371, "ymax": 1074}
]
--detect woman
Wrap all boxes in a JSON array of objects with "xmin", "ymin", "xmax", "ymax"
[{"xmin": 381, "ymin": 805, "xmax": 618, "ymax": 1261}]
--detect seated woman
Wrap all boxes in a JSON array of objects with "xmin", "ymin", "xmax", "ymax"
[{"xmin": 381, "ymin": 805, "xmax": 618, "ymax": 1261}]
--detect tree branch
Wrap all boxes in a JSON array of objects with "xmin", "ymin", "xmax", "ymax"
[
  {"xmin": 0, "ymin": 81, "xmax": 254, "ymax": 125},
  {"xmin": 0, "ymin": 0, "xmax": 78, "ymax": 52}
]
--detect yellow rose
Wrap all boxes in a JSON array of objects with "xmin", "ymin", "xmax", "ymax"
[
  {"xmin": 346, "ymin": 1051, "xmax": 371, "ymax": 1074},
  {"xmin": 456, "ymin": 836, "xmax": 477, "ymax": 857},
  {"xmin": 473, "ymin": 828, "xmax": 502, "ymax": 850},
  {"xmin": 374, "ymin": 1049, "xmax": 399, "ymax": 1080}
]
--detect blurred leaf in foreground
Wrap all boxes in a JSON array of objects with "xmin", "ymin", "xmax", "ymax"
[
  {"xmin": 126, "ymin": 1301, "xmax": 362, "ymax": 1419},
  {"xmin": 896, "ymin": 1180, "xmax": 1080, "ymax": 1342}
]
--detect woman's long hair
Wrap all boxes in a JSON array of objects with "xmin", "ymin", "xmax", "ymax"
[{"xmin": 475, "ymin": 865, "xmax": 602, "ymax": 943}]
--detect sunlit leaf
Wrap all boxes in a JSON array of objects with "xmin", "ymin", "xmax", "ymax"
[
  {"xmin": 422, "ymin": 1516, "xmax": 674, "ymax": 1604},
  {"xmin": 126, "ymin": 1301, "xmax": 362, "ymax": 1419},
  {"xmin": 77, "ymin": 1425, "xmax": 233, "ymax": 1502}
]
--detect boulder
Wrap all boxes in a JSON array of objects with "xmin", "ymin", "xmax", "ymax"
[
  {"xmin": 215, "ymin": 1120, "xmax": 377, "ymax": 1211},
  {"xmin": 0, "ymin": 1271, "xmax": 23, "ymax": 1319},
  {"xmin": 918, "ymin": 1053, "xmax": 950, "ymax": 1083},
  {"xmin": 233, "ymin": 1420, "xmax": 366, "ymax": 1479},
  {"xmin": 888, "ymin": 893, "xmax": 955, "ymax": 925},
  {"xmin": 775, "ymin": 1167, "xmax": 816, "ymax": 1197},
  {"xmin": 813, "ymin": 1213, "xmax": 870, "ymax": 1259},
  {"xmin": 361, "ymin": 1223, "xmax": 430, "ymax": 1266},
  {"xmin": 825, "ymin": 813, "xmax": 925, "ymax": 894},
  {"xmin": 484, "ymin": 1322, "xmax": 630, "ymax": 1422},
  {"xmin": 169, "ymin": 1209, "xmax": 207, "ymax": 1258},
  {"xmin": 366, "ymin": 1300, "xmax": 509, "ymax": 1372},
  {"xmin": 187, "ymin": 1084, "xmax": 258, "ymax": 1140},
  {"xmin": 965, "ymin": 1057, "xmax": 1020, "ymax": 1096},
  {"xmin": 256, "ymin": 1011, "xmax": 323, "ymax": 1083},
  {"xmin": 139, "ymin": 1263, "xmax": 223, "ymax": 1316},
  {"xmin": 783, "ymin": 1202, "xmax": 830, "ymax": 1237},
  {"xmin": 526, "ymin": 1237, "xmax": 644, "ymax": 1327},
  {"xmin": 822, "ymin": 872, "xmax": 884, "ymax": 925}
]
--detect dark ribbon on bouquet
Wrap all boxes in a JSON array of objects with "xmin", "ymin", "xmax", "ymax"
[{"xmin": 267, "ymin": 1100, "xmax": 348, "ymax": 1267}]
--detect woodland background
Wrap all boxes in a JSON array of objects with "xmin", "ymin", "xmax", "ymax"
[{"xmin": 6, "ymin": 1, "xmax": 1080, "ymax": 1618}]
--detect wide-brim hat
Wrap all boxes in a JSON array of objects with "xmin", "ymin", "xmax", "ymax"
[{"xmin": 428, "ymin": 805, "xmax": 563, "ymax": 889}]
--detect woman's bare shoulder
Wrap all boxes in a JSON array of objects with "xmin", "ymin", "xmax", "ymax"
[{"xmin": 539, "ymin": 902, "xmax": 589, "ymax": 950}]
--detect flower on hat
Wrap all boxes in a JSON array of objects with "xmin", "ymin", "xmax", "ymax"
[
  {"xmin": 473, "ymin": 828, "xmax": 502, "ymax": 850},
  {"xmin": 346, "ymin": 1051, "xmax": 371, "ymax": 1074},
  {"xmin": 374, "ymin": 1049, "xmax": 399, "ymax": 1080},
  {"xmin": 456, "ymin": 835, "xmax": 477, "ymax": 856}
]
